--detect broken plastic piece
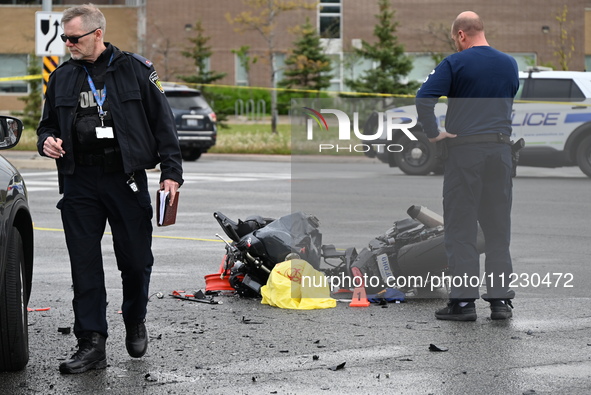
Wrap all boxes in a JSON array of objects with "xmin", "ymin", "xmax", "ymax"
[
  {"xmin": 241, "ymin": 316, "xmax": 263, "ymax": 325},
  {"xmin": 57, "ymin": 327, "xmax": 71, "ymax": 334},
  {"xmin": 27, "ymin": 307, "xmax": 50, "ymax": 312},
  {"xmin": 429, "ymin": 343, "xmax": 448, "ymax": 352},
  {"xmin": 328, "ymin": 362, "xmax": 346, "ymax": 371}
]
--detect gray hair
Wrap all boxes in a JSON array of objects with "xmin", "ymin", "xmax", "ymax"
[{"xmin": 62, "ymin": 3, "xmax": 106, "ymax": 34}]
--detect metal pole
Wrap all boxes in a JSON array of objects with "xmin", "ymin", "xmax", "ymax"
[{"xmin": 42, "ymin": 0, "xmax": 53, "ymax": 98}]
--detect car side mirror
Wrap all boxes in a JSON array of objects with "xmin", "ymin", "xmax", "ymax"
[{"xmin": 0, "ymin": 115, "xmax": 23, "ymax": 150}]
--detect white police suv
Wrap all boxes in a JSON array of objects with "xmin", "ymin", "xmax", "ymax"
[{"xmin": 363, "ymin": 69, "xmax": 591, "ymax": 177}]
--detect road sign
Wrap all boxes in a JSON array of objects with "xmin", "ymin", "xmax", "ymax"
[
  {"xmin": 42, "ymin": 56, "xmax": 59, "ymax": 96},
  {"xmin": 35, "ymin": 11, "xmax": 65, "ymax": 57}
]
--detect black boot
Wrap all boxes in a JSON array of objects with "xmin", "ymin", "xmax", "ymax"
[
  {"xmin": 59, "ymin": 332, "xmax": 107, "ymax": 374},
  {"xmin": 490, "ymin": 299, "xmax": 514, "ymax": 320},
  {"xmin": 435, "ymin": 301, "xmax": 477, "ymax": 321},
  {"xmin": 125, "ymin": 320, "xmax": 148, "ymax": 358}
]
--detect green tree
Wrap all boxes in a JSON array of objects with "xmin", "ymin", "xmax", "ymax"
[
  {"xmin": 344, "ymin": 0, "xmax": 418, "ymax": 97},
  {"xmin": 226, "ymin": 0, "xmax": 316, "ymax": 134},
  {"xmin": 550, "ymin": 5, "xmax": 575, "ymax": 71},
  {"xmin": 178, "ymin": 20, "xmax": 229, "ymax": 125},
  {"xmin": 279, "ymin": 18, "xmax": 333, "ymax": 96},
  {"xmin": 14, "ymin": 54, "xmax": 42, "ymax": 131}
]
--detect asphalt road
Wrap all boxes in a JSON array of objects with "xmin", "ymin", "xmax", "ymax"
[{"xmin": 1, "ymin": 152, "xmax": 590, "ymax": 394}]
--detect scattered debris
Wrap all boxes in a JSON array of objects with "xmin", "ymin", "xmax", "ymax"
[
  {"xmin": 57, "ymin": 327, "xmax": 71, "ymax": 335},
  {"xmin": 149, "ymin": 292, "xmax": 164, "ymax": 300},
  {"xmin": 241, "ymin": 316, "xmax": 263, "ymax": 325},
  {"xmin": 170, "ymin": 290, "xmax": 222, "ymax": 304},
  {"xmin": 328, "ymin": 362, "xmax": 346, "ymax": 371},
  {"xmin": 429, "ymin": 343, "xmax": 448, "ymax": 352},
  {"xmin": 27, "ymin": 307, "xmax": 50, "ymax": 312},
  {"xmin": 144, "ymin": 371, "xmax": 198, "ymax": 383},
  {"xmin": 312, "ymin": 355, "xmax": 320, "ymax": 361}
]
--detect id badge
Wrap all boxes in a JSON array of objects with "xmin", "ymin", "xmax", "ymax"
[{"xmin": 96, "ymin": 126, "xmax": 114, "ymax": 139}]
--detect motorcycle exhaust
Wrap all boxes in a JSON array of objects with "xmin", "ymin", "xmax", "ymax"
[
  {"xmin": 398, "ymin": 205, "xmax": 486, "ymax": 278},
  {"xmin": 407, "ymin": 205, "xmax": 443, "ymax": 228}
]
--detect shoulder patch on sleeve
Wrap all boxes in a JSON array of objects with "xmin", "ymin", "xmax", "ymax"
[
  {"xmin": 149, "ymin": 71, "xmax": 165, "ymax": 93},
  {"xmin": 124, "ymin": 51, "xmax": 153, "ymax": 68}
]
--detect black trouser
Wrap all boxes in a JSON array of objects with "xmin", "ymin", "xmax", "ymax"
[
  {"xmin": 59, "ymin": 166, "xmax": 153, "ymax": 338},
  {"xmin": 443, "ymin": 142, "xmax": 513, "ymax": 301}
]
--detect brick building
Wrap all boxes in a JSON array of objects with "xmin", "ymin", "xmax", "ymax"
[{"xmin": 1, "ymin": 0, "xmax": 589, "ymax": 112}]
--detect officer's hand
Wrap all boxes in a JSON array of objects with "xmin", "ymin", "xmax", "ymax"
[
  {"xmin": 160, "ymin": 179, "xmax": 180, "ymax": 206},
  {"xmin": 43, "ymin": 136, "xmax": 65, "ymax": 158},
  {"xmin": 428, "ymin": 131, "xmax": 457, "ymax": 143}
]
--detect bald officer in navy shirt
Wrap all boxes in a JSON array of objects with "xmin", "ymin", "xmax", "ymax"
[{"xmin": 416, "ymin": 11, "xmax": 519, "ymax": 321}]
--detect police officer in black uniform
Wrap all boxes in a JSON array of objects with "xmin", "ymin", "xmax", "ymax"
[{"xmin": 37, "ymin": 4, "xmax": 183, "ymax": 373}]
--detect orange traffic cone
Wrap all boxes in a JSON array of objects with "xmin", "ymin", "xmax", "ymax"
[
  {"xmin": 349, "ymin": 267, "xmax": 370, "ymax": 307},
  {"xmin": 204, "ymin": 255, "xmax": 234, "ymax": 292},
  {"xmin": 349, "ymin": 285, "xmax": 370, "ymax": 307}
]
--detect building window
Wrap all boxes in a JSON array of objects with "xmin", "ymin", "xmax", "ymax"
[
  {"xmin": 274, "ymin": 52, "xmax": 286, "ymax": 86},
  {"xmin": 325, "ymin": 53, "xmax": 340, "ymax": 92},
  {"xmin": 0, "ymin": 54, "xmax": 29, "ymax": 94},
  {"xmin": 509, "ymin": 53, "xmax": 537, "ymax": 72},
  {"xmin": 318, "ymin": 0, "xmax": 341, "ymax": 39},
  {"xmin": 406, "ymin": 54, "xmax": 441, "ymax": 83},
  {"xmin": 235, "ymin": 54, "xmax": 249, "ymax": 86}
]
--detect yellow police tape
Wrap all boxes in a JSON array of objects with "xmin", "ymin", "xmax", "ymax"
[
  {"xmin": 0, "ymin": 75, "xmax": 42, "ymax": 82},
  {"xmin": 3, "ymin": 74, "xmax": 591, "ymax": 105},
  {"xmin": 33, "ymin": 226, "xmax": 222, "ymax": 242},
  {"xmin": 1, "ymin": 74, "xmax": 411, "ymax": 98}
]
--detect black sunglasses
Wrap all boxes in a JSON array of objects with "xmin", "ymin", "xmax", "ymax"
[{"xmin": 60, "ymin": 28, "xmax": 99, "ymax": 44}]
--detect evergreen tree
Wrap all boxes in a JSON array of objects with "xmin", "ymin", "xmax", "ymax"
[
  {"xmin": 279, "ymin": 18, "xmax": 332, "ymax": 96},
  {"xmin": 344, "ymin": 0, "xmax": 418, "ymax": 96},
  {"xmin": 178, "ymin": 20, "xmax": 229, "ymax": 125},
  {"xmin": 15, "ymin": 54, "xmax": 42, "ymax": 131}
]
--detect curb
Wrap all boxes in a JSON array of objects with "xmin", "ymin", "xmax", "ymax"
[{"xmin": 1, "ymin": 151, "xmax": 379, "ymax": 170}]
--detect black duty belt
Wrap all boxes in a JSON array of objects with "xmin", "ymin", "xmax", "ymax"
[
  {"xmin": 445, "ymin": 132, "xmax": 511, "ymax": 148},
  {"xmin": 74, "ymin": 146, "xmax": 123, "ymax": 172}
]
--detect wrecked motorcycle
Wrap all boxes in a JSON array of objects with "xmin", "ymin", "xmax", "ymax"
[
  {"xmin": 213, "ymin": 211, "xmax": 323, "ymax": 297},
  {"xmin": 323, "ymin": 205, "xmax": 484, "ymax": 294},
  {"xmin": 213, "ymin": 205, "xmax": 485, "ymax": 297}
]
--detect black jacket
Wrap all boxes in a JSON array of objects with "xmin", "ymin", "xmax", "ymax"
[{"xmin": 37, "ymin": 44, "xmax": 183, "ymax": 189}]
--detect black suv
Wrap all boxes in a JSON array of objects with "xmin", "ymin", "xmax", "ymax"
[
  {"xmin": 0, "ymin": 116, "xmax": 34, "ymax": 371},
  {"xmin": 163, "ymin": 83, "xmax": 217, "ymax": 161}
]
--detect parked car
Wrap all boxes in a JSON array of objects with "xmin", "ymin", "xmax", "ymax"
[
  {"xmin": 363, "ymin": 69, "xmax": 591, "ymax": 177},
  {"xmin": 0, "ymin": 115, "xmax": 34, "ymax": 371},
  {"xmin": 163, "ymin": 83, "xmax": 217, "ymax": 161}
]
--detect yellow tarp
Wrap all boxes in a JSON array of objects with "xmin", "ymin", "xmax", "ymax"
[{"xmin": 261, "ymin": 259, "xmax": 336, "ymax": 310}]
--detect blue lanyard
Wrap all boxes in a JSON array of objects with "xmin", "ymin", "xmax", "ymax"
[
  {"xmin": 83, "ymin": 71, "xmax": 107, "ymax": 118},
  {"xmin": 82, "ymin": 53, "xmax": 113, "ymax": 121}
]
